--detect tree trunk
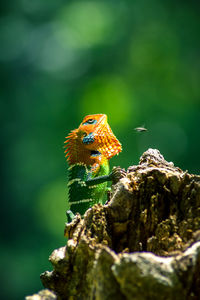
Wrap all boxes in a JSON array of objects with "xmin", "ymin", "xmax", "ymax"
[{"xmin": 27, "ymin": 149, "xmax": 200, "ymax": 300}]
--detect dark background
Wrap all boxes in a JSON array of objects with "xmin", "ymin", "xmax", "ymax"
[{"xmin": 1, "ymin": 0, "xmax": 200, "ymax": 299}]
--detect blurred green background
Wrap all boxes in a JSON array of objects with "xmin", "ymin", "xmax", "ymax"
[{"xmin": 1, "ymin": 0, "xmax": 200, "ymax": 299}]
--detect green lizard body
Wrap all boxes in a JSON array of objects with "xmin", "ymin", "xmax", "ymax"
[{"xmin": 64, "ymin": 114, "xmax": 121, "ymax": 221}]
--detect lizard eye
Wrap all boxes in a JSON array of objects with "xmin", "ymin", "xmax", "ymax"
[
  {"xmin": 87, "ymin": 119, "xmax": 95, "ymax": 124},
  {"xmin": 83, "ymin": 119, "xmax": 97, "ymax": 125}
]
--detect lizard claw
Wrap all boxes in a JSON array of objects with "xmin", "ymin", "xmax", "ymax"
[
  {"xmin": 111, "ymin": 166, "xmax": 126, "ymax": 184},
  {"xmin": 66, "ymin": 210, "xmax": 75, "ymax": 223}
]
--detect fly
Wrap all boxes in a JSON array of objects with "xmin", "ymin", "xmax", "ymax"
[{"xmin": 134, "ymin": 126, "xmax": 148, "ymax": 132}]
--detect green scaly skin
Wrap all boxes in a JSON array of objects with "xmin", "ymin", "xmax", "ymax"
[{"xmin": 67, "ymin": 158, "xmax": 111, "ymax": 222}]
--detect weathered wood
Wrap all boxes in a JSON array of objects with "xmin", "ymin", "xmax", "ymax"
[{"xmin": 27, "ymin": 149, "xmax": 200, "ymax": 300}]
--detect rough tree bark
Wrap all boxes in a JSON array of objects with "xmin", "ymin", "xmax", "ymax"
[{"xmin": 26, "ymin": 149, "xmax": 200, "ymax": 300}]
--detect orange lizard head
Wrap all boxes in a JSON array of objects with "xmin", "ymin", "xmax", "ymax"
[{"xmin": 64, "ymin": 114, "xmax": 122, "ymax": 165}]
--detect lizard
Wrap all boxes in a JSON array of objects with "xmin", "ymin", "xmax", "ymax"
[{"xmin": 64, "ymin": 114, "xmax": 122, "ymax": 222}]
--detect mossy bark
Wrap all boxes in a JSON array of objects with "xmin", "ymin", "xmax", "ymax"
[{"xmin": 27, "ymin": 149, "xmax": 200, "ymax": 300}]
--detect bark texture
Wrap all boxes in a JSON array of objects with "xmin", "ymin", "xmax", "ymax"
[{"xmin": 26, "ymin": 149, "xmax": 200, "ymax": 300}]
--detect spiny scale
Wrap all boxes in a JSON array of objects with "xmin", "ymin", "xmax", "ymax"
[{"xmin": 92, "ymin": 117, "xmax": 122, "ymax": 159}]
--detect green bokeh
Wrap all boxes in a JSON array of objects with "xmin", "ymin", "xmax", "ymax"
[
  {"xmin": 80, "ymin": 76, "xmax": 133, "ymax": 126},
  {"xmin": 1, "ymin": 0, "xmax": 200, "ymax": 299}
]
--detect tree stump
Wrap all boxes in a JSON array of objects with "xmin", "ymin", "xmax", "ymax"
[{"xmin": 27, "ymin": 149, "xmax": 200, "ymax": 300}]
